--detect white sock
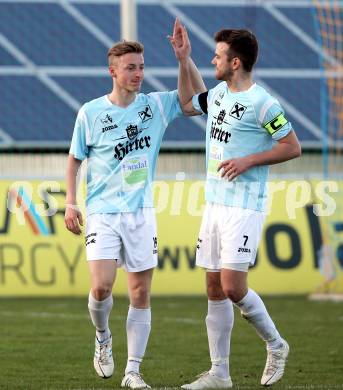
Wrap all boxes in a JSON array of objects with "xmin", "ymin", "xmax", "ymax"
[
  {"xmin": 125, "ymin": 306, "xmax": 151, "ymax": 375},
  {"xmin": 235, "ymin": 289, "xmax": 282, "ymax": 349},
  {"xmin": 88, "ymin": 292, "xmax": 113, "ymax": 342},
  {"xmin": 206, "ymin": 299, "xmax": 233, "ymax": 380}
]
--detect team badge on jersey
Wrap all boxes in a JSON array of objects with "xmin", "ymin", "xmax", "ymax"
[
  {"xmin": 215, "ymin": 109, "xmax": 227, "ymax": 125},
  {"xmin": 126, "ymin": 124, "xmax": 139, "ymax": 140},
  {"xmin": 139, "ymin": 105, "xmax": 153, "ymax": 123},
  {"xmin": 229, "ymin": 102, "xmax": 247, "ymax": 120}
]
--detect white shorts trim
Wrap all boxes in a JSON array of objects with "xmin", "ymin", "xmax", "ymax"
[
  {"xmin": 206, "ymin": 262, "xmax": 250, "ymax": 272},
  {"xmin": 85, "ymin": 208, "xmax": 158, "ymax": 272},
  {"xmin": 221, "ymin": 262, "xmax": 250, "ymax": 272},
  {"xmin": 196, "ymin": 203, "xmax": 265, "ymax": 270}
]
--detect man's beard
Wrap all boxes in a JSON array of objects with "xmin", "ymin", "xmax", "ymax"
[{"xmin": 216, "ymin": 65, "xmax": 234, "ymax": 81}]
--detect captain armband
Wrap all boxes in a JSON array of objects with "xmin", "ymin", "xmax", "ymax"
[{"xmin": 263, "ymin": 113, "xmax": 288, "ymax": 135}]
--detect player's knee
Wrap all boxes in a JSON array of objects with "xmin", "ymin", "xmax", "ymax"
[
  {"xmin": 130, "ymin": 285, "xmax": 150, "ymax": 307},
  {"xmin": 206, "ymin": 272, "xmax": 224, "ymax": 300},
  {"xmin": 91, "ymin": 285, "xmax": 112, "ymax": 301},
  {"xmin": 207, "ymin": 283, "xmax": 226, "ymax": 300},
  {"xmin": 222, "ymin": 286, "xmax": 242, "ymax": 303}
]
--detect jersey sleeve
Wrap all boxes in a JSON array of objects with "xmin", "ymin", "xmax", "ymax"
[
  {"xmin": 152, "ymin": 90, "xmax": 183, "ymax": 124},
  {"xmin": 192, "ymin": 91, "xmax": 209, "ymax": 114},
  {"xmin": 261, "ymin": 101, "xmax": 292, "ymax": 141},
  {"xmin": 69, "ymin": 107, "xmax": 90, "ymax": 161}
]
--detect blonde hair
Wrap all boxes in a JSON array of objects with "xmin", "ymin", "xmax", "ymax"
[{"xmin": 107, "ymin": 40, "xmax": 144, "ymax": 65}]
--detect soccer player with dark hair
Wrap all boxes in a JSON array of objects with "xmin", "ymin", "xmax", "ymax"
[
  {"xmin": 170, "ymin": 26, "xmax": 301, "ymax": 389},
  {"xmin": 65, "ymin": 25, "xmax": 206, "ymax": 389}
]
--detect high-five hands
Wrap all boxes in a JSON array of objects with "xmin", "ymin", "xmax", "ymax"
[{"xmin": 168, "ymin": 17, "xmax": 191, "ymax": 60}]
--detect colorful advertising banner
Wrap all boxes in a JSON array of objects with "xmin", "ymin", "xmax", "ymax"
[{"xmin": 0, "ymin": 179, "xmax": 342, "ymax": 296}]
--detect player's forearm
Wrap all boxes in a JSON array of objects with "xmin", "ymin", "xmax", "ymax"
[
  {"xmin": 247, "ymin": 138, "xmax": 301, "ymax": 168},
  {"xmin": 66, "ymin": 154, "xmax": 82, "ymax": 205},
  {"xmin": 178, "ymin": 57, "xmax": 196, "ymax": 107},
  {"xmin": 188, "ymin": 58, "xmax": 206, "ymax": 94}
]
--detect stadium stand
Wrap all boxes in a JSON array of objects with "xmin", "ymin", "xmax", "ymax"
[{"xmin": 0, "ymin": 0, "xmax": 332, "ymax": 150}]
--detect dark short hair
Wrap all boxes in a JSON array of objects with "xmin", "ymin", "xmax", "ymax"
[
  {"xmin": 107, "ymin": 40, "xmax": 144, "ymax": 64},
  {"xmin": 214, "ymin": 29, "xmax": 258, "ymax": 72}
]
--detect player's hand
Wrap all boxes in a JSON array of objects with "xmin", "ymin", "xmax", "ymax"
[
  {"xmin": 65, "ymin": 204, "xmax": 83, "ymax": 235},
  {"xmin": 168, "ymin": 17, "xmax": 182, "ymax": 52},
  {"xmin": 218, "ymin": 157, "xmax": 251, "ymax": 181},
  {"xmin": 168, "ymin": 17, "xmax": 191, "ymax": 60}
]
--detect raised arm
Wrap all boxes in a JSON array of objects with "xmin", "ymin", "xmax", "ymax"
[
  {"xmin": 169, "ymin": 18, "xmax": 206, "ymax": 116},
  {"xmin": 187, "ymin": 57, "xmax": 206, "ymax": 95},
  {"xmin": 65, "ymin": 154, "xmax": 83, "ymax": 234}
]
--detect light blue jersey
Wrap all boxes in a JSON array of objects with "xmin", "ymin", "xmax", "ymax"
[
  {"xmin": 70, "ymin": 91, "xmax": 182, "ymax": 215},
  {"xmin": 192, "ymin": 82, "xmax": 292, "ymax": 212}
]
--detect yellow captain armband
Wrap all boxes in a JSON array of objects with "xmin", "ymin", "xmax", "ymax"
[{"xmin": 263, "ymin": 113, "xmax": 288, "ymax": 135}]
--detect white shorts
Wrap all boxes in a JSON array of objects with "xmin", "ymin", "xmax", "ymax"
[
  {"xmin": 85, "ymin": 208, "xmax": 158, "ymax": 272},
  {"xmin": 206, "ymin": 262, "xmax": 251, "ymax": 272},
  {"xmin": 196, "ymin": 203, "xmax": 265, "ymax": 270}
]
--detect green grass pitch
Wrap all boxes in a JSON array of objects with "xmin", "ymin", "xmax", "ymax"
[{"xmin": 0, "ymin": 296, "xmax": 342, "ymax": 389}]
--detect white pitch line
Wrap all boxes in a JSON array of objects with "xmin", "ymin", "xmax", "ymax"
[
  {"xmin": 1, "ymin": 310, "xmax": 202, "ymax": 324},
  {"xmin": 1, "ymin": 310, "xmax": 90, "ymax": 320}
]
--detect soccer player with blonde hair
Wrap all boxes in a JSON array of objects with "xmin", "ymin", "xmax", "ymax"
[{"xmin": 65, "ymin": 22, "xmax": 206, "ymax": 389}]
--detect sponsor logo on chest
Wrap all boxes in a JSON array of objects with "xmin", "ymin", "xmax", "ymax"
[
  {"xmin": 99, "ymin": 106, "xmax": 155, "ymax": 160},
  {"xmin": 113, "ymin": 124, "xmax": 151, "ymax": 161},
  {"xmin": 229, "ymin": 102, "xmax": 247, "ymax": 120},
  {"xmin": 211, "ymin": 109, "xmax": 231, "ymax": 143},
  {"xmin": 100, "ymin": 114, "xmax": 118, "ymax": 133}
]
